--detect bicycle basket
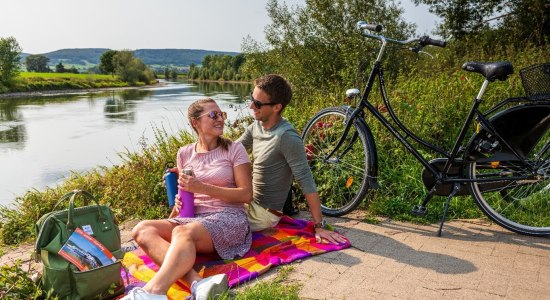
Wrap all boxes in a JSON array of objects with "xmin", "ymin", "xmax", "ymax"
[{"xmin": 520, "ymin": 63, "xmax": 550, "ymax": 101}]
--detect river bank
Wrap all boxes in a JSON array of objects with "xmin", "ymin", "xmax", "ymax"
[{"xmin": 0, "ymin": 82, "xmax": 164, "ymax": 99}]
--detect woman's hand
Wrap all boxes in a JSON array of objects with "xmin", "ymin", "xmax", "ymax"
[
  {"xmin": 168, "ymin": 193, "xmax": 182, "ymax": 218},
  {"xmin": 178, "ymin": 171, "xmax": 204, "ymax": 193}
]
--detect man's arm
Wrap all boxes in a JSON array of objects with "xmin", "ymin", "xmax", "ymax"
[
  {"xmin": 236, "ymin": 123, "xmax": 253, "ymax": 151},
  {"xmin": 280, "ymin": 131, "xmax": 346, "ymax": 244},
  {"xmin": 304, "ymin": 192, "xmax": 347, "ymax": 245}
]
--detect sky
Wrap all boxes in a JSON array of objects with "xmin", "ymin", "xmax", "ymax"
[{"xmin": 0, "ymin": 0, "xmax": 439, "ymax": 54}]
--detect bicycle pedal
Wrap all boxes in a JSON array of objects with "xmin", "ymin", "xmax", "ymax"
[{"xmin": 411, "ymin": 205, "xmax": 428, "ymax": 216}]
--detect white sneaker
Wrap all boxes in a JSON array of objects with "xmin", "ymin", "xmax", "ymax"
[
  {"xmin": 120, "ymin": 287, "xmax": 168, "ymax": 300},
  {"xmin": 191, "ymin": 274, "xmax": 228, "ymax": 300}
]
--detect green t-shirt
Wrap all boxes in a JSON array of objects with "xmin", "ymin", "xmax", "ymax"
[{"xmin": 237, "ymin": 119, "xmax": 317, "ymax": 210}]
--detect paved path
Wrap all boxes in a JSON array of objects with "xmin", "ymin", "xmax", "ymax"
[
  {"xmin": 271, "ymin": 212, "xmax": 550, "ymax": 299},
  {"xmin": 2, "ymin": 213, "xmax": 549, "ymax": 299}
]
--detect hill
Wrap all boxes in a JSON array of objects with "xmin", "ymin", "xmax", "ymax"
[{"xmin": 20, "ymin": 48, "xmax": 239, "ymax": 68}]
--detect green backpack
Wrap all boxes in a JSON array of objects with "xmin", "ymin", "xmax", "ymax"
[{"xmin": 35, "ymin": 190, "xmax": 125, "ymax": 299}]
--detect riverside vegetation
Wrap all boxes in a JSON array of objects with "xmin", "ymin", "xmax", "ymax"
[
  {"xmin": 1, "ymin": 0, "xmax": 548, "ymax": 298},
  {"xmin": 0, "ymin": 43, "xmax": 546, "ymax": 297},
  {"xmin": 6, "ymin": 72, "xmax": 129, "ymax": 93},
  {"xmin": 0, "ymin": 49, "xmax": 156, "ymax": 94}
]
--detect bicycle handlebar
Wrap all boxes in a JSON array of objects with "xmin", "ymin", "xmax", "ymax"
[
  {"xmin": 419, "ymin": 36, "xmax": 446, "ymax": 48},
  {"xmin": 356, "ymin": 21, "xmax": 382, "ymax": 33},
  {"xmin": 356, "ymin": 20, "xmax": 446, "ymax": 49}
]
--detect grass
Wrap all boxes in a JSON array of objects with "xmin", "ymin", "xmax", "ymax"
[
  {"xmin": 0, "ymin": 42, "xmax": 547, "ymax": 298},
  {"xmin": 19, "ymin": 72, "xmax": 115, "ymax": 79},
  {"xmin": 0, "ymin": 72, "xmax": 132, "ymax": 94},
  {"xmin": 231, "ymin": 266, "xmax": 300, "ymax": 300},
  {"xmin": 1, "ymin": 46, "xmax": 544, "ymax": 244}
]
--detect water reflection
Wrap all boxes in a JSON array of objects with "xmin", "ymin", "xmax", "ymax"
[
  {"xmin": 0, "ymin": 80, "xmax": 252, "ymax": 206},
  {"xmin": 0, "ymin": 100, "xmax": 26, "ymax": 146},
  {"xmin": 189, "ymin": 81, "xmax": 250, "ymax": 102},
  {"xmin": 103, "ymin": 90, "xmax": 153, "ymax": 123}
]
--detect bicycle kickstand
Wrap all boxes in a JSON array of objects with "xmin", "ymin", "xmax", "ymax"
[{"xmin": 437, "ymin": 183, "xmax": 461, "ymax": 237}]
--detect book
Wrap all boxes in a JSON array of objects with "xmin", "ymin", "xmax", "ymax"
[{"xmin": 58, "ymin": 227, "xmax": 117, "ymax": 271}]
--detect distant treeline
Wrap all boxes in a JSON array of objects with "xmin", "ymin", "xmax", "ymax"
[
  {"xmin": 187, "ymin": 54, "xmax": 249, "ymax": 81},
  {"xmin": 20, "ymin": 48, "xmax": 239, "ymax": 70}
]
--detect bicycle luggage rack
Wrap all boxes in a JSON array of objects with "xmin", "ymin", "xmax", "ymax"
[{"xmin": 520, "ymin": 63, "xmax": 550, "ymax": 101}]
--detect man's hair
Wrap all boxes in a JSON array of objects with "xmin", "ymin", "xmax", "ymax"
[{"xmin": 254, "ymin": 74, "xmax": 292, "ymax": 110}]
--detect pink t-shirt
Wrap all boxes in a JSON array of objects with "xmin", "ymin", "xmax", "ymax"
[{"xmin": 176, "ymin": 141, "xmax": 250, "ymax": 214}]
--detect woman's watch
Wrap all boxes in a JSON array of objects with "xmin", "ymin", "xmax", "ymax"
[{"xmin": 314, "ymin": 219, "xmax": 328, "ymax": 229}]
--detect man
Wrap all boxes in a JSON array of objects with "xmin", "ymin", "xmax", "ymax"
[{"xmin": 237, "ymin": 74, "xmax": 346, "ymax": 244}]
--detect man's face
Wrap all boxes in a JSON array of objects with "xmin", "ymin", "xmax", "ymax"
[{"xmin": 249, "ymin": 87, "xmax": 278, "ymax": 122}]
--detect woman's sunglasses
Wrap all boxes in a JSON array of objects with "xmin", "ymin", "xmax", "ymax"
[
  {"xmin": 196, "ymin": 111, "xmax": 227, "ymax": 120},
  {"xmin": 250, "ymin": 93, "xmax": 278, "ymax": 109}
]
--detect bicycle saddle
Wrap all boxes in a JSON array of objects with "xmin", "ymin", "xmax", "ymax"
[{"xmin": 462, "ymin": 61, "xmax": 514, "ymax": 81}]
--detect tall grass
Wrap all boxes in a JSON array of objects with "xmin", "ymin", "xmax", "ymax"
[
  {"xmin": 0, "ymin": 44, "xmax": 547, "ymax": 245},
  {"xmin": 284, "ymin": 44, "xmax": 547, "ymax": 224},
  {"xmin": 0, "ymin": 125, "xmax": 193, "ymax": 244}
]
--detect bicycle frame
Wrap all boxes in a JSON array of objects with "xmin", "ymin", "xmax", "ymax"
[
  {"xmin": 327, "ymin": 35, "xmax": 537, "ymax": 189},
  {"xmin": 306, "ymin": 22, "xmax": 550, "ymax": 237}
]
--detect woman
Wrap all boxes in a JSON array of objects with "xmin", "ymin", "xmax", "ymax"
[{"xmin": 122, "ymin": 98, "xmax": 252, "ymax": 300}]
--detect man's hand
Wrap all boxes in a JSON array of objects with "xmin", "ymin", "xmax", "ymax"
[{"xmin": 314, "ymin": 227, "xmax": 347, "ymax": 245}]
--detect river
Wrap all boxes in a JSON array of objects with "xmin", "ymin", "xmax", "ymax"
[{"xmin": 0, "ymin": 80, "xmax": 251, "ymax": 207}]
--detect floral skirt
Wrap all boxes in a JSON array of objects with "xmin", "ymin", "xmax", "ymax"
[{"xmin": 168, "ymin": 208, "xmax": 251, "ymax": 259}]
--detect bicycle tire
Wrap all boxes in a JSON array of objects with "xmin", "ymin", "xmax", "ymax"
[
  {"xmin": 467, "ymin": 129, "xmax": 550, "ymax": 236},
  {"xmin": 301, "ymin": 107, "xmax": 372, "ymax": 216}
]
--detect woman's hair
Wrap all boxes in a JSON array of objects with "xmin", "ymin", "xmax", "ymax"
[{"xmin": 188, "ymin": 98, "xmax": 231, "ymax": 151}]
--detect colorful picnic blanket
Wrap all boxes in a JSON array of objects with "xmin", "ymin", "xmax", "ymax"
[{"xmin": 121, "ymin": 216, "xmax": 350, "ymax": 299}]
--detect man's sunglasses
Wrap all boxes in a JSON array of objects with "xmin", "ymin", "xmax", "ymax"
[
  {"xmin": 196, "ymin": 111, "xmax": 227, "ymax": 120},
  {"xmin": 250, "ymin": 93, "xmax": 278, "ymax": 109}
]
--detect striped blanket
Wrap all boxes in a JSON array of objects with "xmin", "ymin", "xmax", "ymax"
[{"xmin": 121, "ymin": 216, "xmax": 350, "ymax": 299}]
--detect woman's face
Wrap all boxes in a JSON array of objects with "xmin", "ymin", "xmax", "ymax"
[{"xmin": 192, "ymin": 102, "xmax": 225, "ymax": 138}]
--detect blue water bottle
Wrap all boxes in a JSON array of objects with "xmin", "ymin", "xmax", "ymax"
[{"xmin": 164, "ymin": 162, "xmax": 178, "ymax": 208}]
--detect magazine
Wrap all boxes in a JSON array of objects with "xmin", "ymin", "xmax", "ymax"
[{"xmin": 58, "ymin": 227, "xmax": 117, "ymax": 271}]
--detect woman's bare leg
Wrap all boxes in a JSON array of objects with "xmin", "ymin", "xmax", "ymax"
[
  {"xmin": 134, "ymin": 221, "xmax": 214, "ymax": 294},
  {"xmin": 132, "ymin": 219, "xmax": 177, "ymax": 266}
]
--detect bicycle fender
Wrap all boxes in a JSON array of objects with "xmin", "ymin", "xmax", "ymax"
[{"xmin": 468, "ymin": 102, "xmax": 550, "ymax": 160}]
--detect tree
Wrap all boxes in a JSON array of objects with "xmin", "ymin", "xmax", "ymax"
[
  {"xmin": 0, "ymin": 36, "xmax": 22, "ymax": 86},
  {"xmin": 99, "ymin": 50, "xmax": 118, "ymax": 76},
  {"xmin": 68, "ymin": 66, "xmax": 79, "ymax": 74},
  {"xmin": 112, "ymin": 50, "xmax": 154, "ymax": 85},
  {"xmin": 164, "ymin": 67, "xmax": 169, "ymax": 79},
  {"xmin": 55, "ymin": 62, "xmax": 66, "ymax": 73},
  {"xmin": 241, "ymin": 0, "xmax": 414, "ymax": 96},
  {"xmin": 25, "ymin": 55, "xmax": 50, "ymax": 72},
  {"xmin": 413, "ymin": 0, "xmax": 549, "ymax": 45}
]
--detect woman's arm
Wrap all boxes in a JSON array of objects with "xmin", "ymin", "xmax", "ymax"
[{"xmin": 178, "ymin": 163, "xmax": 253, "ymax": 204}]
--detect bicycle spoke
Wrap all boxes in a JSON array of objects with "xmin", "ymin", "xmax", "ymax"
[{"xmin": 302, "ymin": 107, "xmax": 371, "ymax": 216}]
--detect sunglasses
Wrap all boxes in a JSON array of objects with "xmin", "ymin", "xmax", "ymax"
[
  {"xmin": 250, "ymin": 93, "xmax": 278, "ymax": 109},
  {"xmin": 196, "ymin": 111, "xmax": 227, "ymax": 120}
]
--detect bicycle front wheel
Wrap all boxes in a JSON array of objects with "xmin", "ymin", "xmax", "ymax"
[
  {"xmin": 302, "ymin": 107, "xmax": 372, "ymax": 216},
  {"xmin": 467, "ymin": 132, "xmax": 550, "ymax": 236}
]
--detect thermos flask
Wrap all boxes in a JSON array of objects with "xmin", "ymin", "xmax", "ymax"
[
  {"xmin": 163, "ymin": 163, "xmax": 178, "ymax": 208},
  {"xmin": 178, "ymin": 166, "xmax": 195, "ymax": 217}
]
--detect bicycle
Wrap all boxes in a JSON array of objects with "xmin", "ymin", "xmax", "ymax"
[{"xmin": 301, "ymin": 21, "xmax": 550, "ymax": 236}]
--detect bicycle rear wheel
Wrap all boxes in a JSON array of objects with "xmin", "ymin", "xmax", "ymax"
[
  {"xmin": 467, "ymin": 130, "xmax": 550, "ymax": 236},
  {"xmin": 301, "ymin": 107, "xmax": 372, "ymax": 216}
]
